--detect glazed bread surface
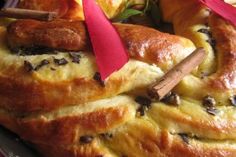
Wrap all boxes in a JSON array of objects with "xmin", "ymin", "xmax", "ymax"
[
  {"xmin": 17, "ymin": 0, "xmax": 146, "ymax": 20},
  {"xmin": 0, "ymin": 20, "xmax": 195, "ymax": 112},
  {"xmin": 0, "ymin": 0, "xmax": 236, "ymax": 157}
]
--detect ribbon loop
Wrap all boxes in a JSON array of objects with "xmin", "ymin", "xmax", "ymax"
[{"xmin": 83, "ymin": 0, "xmax": 129, "ymax": 80}]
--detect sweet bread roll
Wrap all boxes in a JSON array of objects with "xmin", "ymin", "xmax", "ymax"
[
  {"xmin": 17, "ymin": 0, "xmax": 145, "ymax": 20},
  {"xmin": 0, "ymin": 0, "xmax": 236, "ymax": 157},
  {"xmin": 0, "ymin": 19, "xmax": 194, "ymax": 113},
  {"xmin": 160, "ymin": 0, "xmax": 236, "ymax": 105}
]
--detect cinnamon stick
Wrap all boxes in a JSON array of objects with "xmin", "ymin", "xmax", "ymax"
[
  {"xmin": 148, "ymin": 48, "xmax": 205, "ymax": 100},
  {"xmin": 0, "ymin": 8, "xmax": 58, "ymax": 21}
]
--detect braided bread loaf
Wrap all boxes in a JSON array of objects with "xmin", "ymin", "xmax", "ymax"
[
  {"xmin": 17, "ymin": 0, "xmax": 145, "ymax": 20},
  {"xmin": 0, "ymin": 0, "xmax": 236, "ymax": 157}
]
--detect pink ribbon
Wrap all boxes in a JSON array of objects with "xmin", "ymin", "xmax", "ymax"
[
  {"xmin": 82, "ymin": 0, "xmax": 129, "ymax": 80},
  {"xmin": 199, "ymin": 0, "xmax": 236, "ymax": 26},
  {"xmin": 0, "ymin": 149, "xmax": 6, "ymax": 157}
]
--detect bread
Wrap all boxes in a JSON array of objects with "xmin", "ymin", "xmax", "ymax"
[
  {"xmin": 17, "ymin": 0, "xmax": 146, "ymax": 20},
  {"xmin": 0, "ymin": 20, "xmax": 194, "ymax": 113},
  {"xmin": 160, "ymin": 0, "xmax": 236, "ymax": 107},
  {"xmin": 0, "ymin": 0, "xmax": 236, "ymax": 157}
]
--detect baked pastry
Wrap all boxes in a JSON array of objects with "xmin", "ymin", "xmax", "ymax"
[
  {"xmin": 160, "ymin": 0, "xmax": 236, "ymax": 107},
  {"xmin": 17, "ymin": 0, "xmax": 146, "ymax": 20},
  {"xmin": 0, "ymin": 0, "xmax": 236, "ymax": 157}
]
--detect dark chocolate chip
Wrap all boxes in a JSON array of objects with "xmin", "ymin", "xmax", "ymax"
[
  {"xmin": 100, "ymin": 133, "xmax": 113, "ymax": 139},
  {"xmin": 178, "ymin": 133, "xmax": 189, "ymax": 144},
  {"xmin": 197, "ymin": 28, "xmax": 216, "ymax": 51},
  {"xmin": 229, "ymin": 95, "xmax": 236, "ymax": 107},
  {"xmin": 202, "ymin": 95, "xmax": 216, "ymax": 108},
  {"xmin": 200, "ymin": 72, "xmax": 209, "ymax": 79},
  {"xmin": 136, "ymin": 106, "xmax": 146, "ymax": 117},
  {"xmin": 50, "ymin": 67, "xmax": 56, "ymax": 71},
  {"xmin": 79, "ymin": 135, "xmax": 94, "ymax": 144},
  {"xmin": 24, "ymin": 60, "xmax": 34, "ymax": 72},
  {"xmin": 197, "ymin": 28, "xmax": 211, "ymax": 36},
  {"xmin": 206, "ymin": 39, "xmax": 216, "ymax": 49},
  {"xmin": 34, "ymin": 59, "xmax": 50, "ymax": 71},
  {"xmin": 206, "ymin": 107, "xmax": 218, "ymax": 116},
  {"xmin": 135, "ymin": 96, "xmax": 152, "ymax": 108},
  {"xmin": 93, "ymin": 72, "xmax": 105, "ymax": 87},
  {"xmin": 161, "ymin": 92, "xmax": 181, "ymax": 106},
  {"xmin": 69, "ymin": 52, "xmax": 81, "ymax": 63},
  {"xmin": 54, "ymin": 58, "xmax": 68, "ymax": 66},
  {"xmin": 15, "ymin": 46, "xmax": 57, "ymax": 56}
]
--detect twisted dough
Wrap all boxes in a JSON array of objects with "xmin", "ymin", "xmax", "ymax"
[
  {"xmin": 0, "ymin": 0, "xmax": 236, "ymax": 157},
  {"xmin": 160, "ymin": 0, "xmax": 236, "ymax": 105},
  {"xmin": 17, "ymin": 0, "xmax": 145, "ymax": 20},
  {"xmin": 0, "ymin": 20, "xmax": 194, "ymax": 112}
]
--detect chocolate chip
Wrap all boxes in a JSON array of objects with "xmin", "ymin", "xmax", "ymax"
[
  {"xmin": 229, "ymin": 95, "xmax": 236, "ymax": 106},
  {"xmin": 69, "ymin": 52, "xmax": 81, "ymax": 63},
  {"xmin": 202, "ymin": 95, "xmax": 216, "ymax": 108},
  {"xmin": 202, "ymin": 95, "xmax": 218, "ymax": 116},
  {"xmin": 15, "ymin": 46, "xmax": 57, "ymax": 55},
  {"xmin": 24, "ymin": 60, "xmax": 34, "ymax": 72},
  {"xmin": 50, "ymin": 67, "xmax": 56, "ymax": 71},
  {"xmin": 95, "ymin": 155, "xmax": 103, "ymax": 157},
  {"xmin": 136, "ymin": 106, "xmax": 146, "ymax": 117},
  {"xmin": 178, "ymin": 133, "xmax": 189, "ymax": 144},
  {"xmin": 100, "ymin": 133, "xmax": 113, "ymax": 139},
  {"xmin": 161, "ymin": 92, "xmax": 181, "ymax": 106},
  {"xmin": 206, "ymin": 107, "xmax": 218, "ymax": 116},
  {"xmin": 135, "ymin": 96, "xmax": 152, "ymax": 108},
  {"xmin": 34, "ymin": 59, "xmax": 50, "ymax": 71},
  {"xmin": 54, "ymin": 58, "xmax": 68, "ymax": 66},
  {"xmin": 197, "ymin": 28, "xmax": 216, "ymax": 51},
  {"xmin": 197, "ymin": 28, "xmax": 211, "ymax": 36},
  {"xmin": 200, "ymin": 72, "xmax": 208, "ymax": 79},
  {"xmin": 79, "ymin": 135, "xmax": 94, "ymax": 144},
  {"xmin": 206, "ymin": 39, "xmax": 216, "ymax": 49},
  {"xmin": 93, "ymin": 72, "xmax": 105, "ymax": 87}
]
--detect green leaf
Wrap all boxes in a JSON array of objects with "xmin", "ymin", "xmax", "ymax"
[{"xmin": 113, "ymin": 9, "xmax": 143, "ymax": 22}]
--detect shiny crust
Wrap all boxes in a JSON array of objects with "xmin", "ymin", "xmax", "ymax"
[
  {"xmin": 1, "ymin": 96, "xmax": 236, "ymax": 157},
  {"xmin": 17, "ymin": 0, "xmax": 145, "ymax": 20},
  {"xmin": 0, "ymin": 0, "xmax": 236, "ymax": 157},
  {"xmin": 0, "ymin": 21, "xmax": 194, "ymax": 112},
  {"xmin": 7, "ymin": 19, "xmax": 194, "ymax": 70},
  {"xmin": 160, "ymin": 0, "xmax": 236, "ymax": 105},
  {"xmin": 7, "ymin": 20, "xmax": 90, "ymax": 51}
]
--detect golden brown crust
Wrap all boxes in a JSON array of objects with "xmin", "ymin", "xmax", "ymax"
[
  {"xmin": 17, "ymin": 0, "xmax": 145, "ymax": 20},
  {"xmin": 18, "ymin": 0, "xmax": 68, "ymax": 16},
  {"xmin": 0, "ymin": 21, "xmax": 194, "ymax": 113},
  {"xmin": 207, "ymin": 13, "xmax": 236, "ymax": 90},
  {"xmin": 0, "ymin": 0, "xmax": 236, "ymax": 156},
  {"xmin": 7, "ymin": 20, "xmax": 90, "ymax": 51},
  {"xmin": 7, "ymin": 19, "xmax": 194, "ymax": 71},
  {"xmin": 160, "ymin": 0, "xmax": 236, "ymax": 106},
  {"xmin": 1, "ymin": 97, "xmax": 236, "ymax": 157}
]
